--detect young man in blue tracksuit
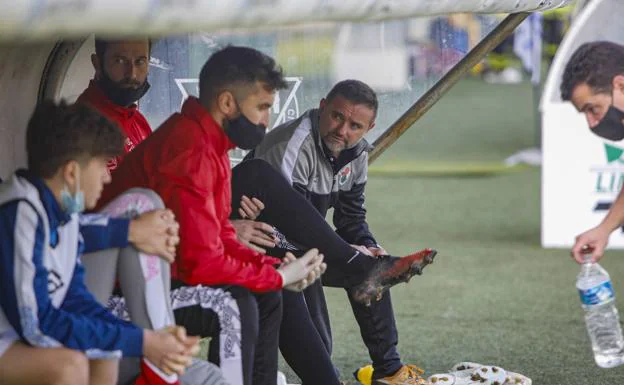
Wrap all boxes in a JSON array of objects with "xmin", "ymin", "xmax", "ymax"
[{"xmin": 0, "ymin": 101, "xmax": 202, "ymax": 385}]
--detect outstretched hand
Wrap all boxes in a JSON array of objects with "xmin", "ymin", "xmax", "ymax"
[{"xmin": 571, "ymin": 225, "xmax": 611, "ymax": 264}]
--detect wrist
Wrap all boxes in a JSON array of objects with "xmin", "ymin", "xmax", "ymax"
[
  {"xmin": 142, "ymin": 329, "xmax": 152, "ymax": 354},
  {"xmin": 128, "ymin": 219, "xmax": 138, "ymax": 244},
  {"xmin": 601, "ymin": 218, "xmax": 621, "ymax": 233},
  {"xmin": 277, "ymin": 269, "xmax": 287, "ymax": 287}
]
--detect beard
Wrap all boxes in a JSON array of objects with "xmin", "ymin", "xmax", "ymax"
[
  {"xmin": 97, "ymin": 69, "xmax": 150, "ymax": 107},
  {"xmin": 323, "ymin": 134, "xmax": 348, "ymax": 154}
]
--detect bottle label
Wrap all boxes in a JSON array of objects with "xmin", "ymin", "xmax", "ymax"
[{"xmin": 579, "ymin": 281, "xmax": 615, "ymax": 306}]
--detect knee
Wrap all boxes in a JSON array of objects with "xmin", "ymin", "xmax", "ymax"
[
  {"xmin": 266, "ymin": 290, "xmax": 282, "ymax": 311},
  {"xmin": 261, "ymin": 291, "xmax": 283, "ymax": 323},
  {"xmin": 236, "ymin": 159, "xmax": 282, "ymax": 181},
  {"xmin": 227, "ymin": 287, "xmax": 260, "ymax": 336},
  {"xmin": 89, "ymin": 359, "xmax": 119, "ymax": 385},
  {"xmin": 123, "ymin": 188, "xmax": 165, "ymax": 213},
  {"xmin": 238, "ymin": 158, "xmax": 269, "ymax": 173},
  {"xmin": 228, "ymin": 287, "xmax": 257, "ymax": 319},
  {"xmin": 49, "ymin": 350, "xmax": 89, "ymax": 385}
]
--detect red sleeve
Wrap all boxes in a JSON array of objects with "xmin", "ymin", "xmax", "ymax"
[{"xmin": 155, "ymin": 145, "xmax": 283, "ymax": 292}]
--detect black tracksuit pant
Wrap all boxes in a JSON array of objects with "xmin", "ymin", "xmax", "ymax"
[
  {"xmin": 173, "ymin": 283, "xmax": 282, "ymax": 385},
  {"xmin": 230, "ymin": 159, "xmax": 403, "ymax": 383}
]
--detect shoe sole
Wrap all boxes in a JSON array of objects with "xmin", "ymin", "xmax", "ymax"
[{"xmin": 352, "ymin": 249, "xmax": 437, "ymax": 306}]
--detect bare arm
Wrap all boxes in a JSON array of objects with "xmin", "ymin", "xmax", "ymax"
[{"xmin": 572, "ymin": 187, "xmax": 624, "ymax": 263}]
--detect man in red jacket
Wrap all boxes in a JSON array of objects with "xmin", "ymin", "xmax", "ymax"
[
  {"xmin": 77, "ymin": 37, "xmax": 153, "ymax": 171},
  {"xmin": 76, "ymin": 38, "xmax": 236, "ymax": 385},
  {"xmin": 98, "ymin": 46, "xmax": 325, "ymax": 385}
]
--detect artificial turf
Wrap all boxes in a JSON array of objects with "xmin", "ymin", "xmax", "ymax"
[
  {"xmin": 199, "ymin": 77, "xmax": 624, "ymax": 384},
  {"xmin": 283, "ymin": 77, "xmax": 624, "ymax": 384}
]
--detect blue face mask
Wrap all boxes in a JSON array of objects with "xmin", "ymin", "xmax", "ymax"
[{"xmin": 60, "ymin": 173, "xmax": 85, "ymax": 214}]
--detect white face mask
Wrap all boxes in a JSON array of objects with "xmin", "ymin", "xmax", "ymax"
[{"xmin": 60, "ymin": 169, "xmax": 85, "ymax": 214}]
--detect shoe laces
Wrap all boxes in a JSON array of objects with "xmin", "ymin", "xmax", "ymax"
[
  {"xmin": 405, "ymin": 365, "xmax": 425, "ymax": 377},
  {"xmin": 403, "ymin": 365, "xmax": 427, "ymax": 384}
]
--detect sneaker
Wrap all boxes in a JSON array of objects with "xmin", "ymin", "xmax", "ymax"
[
  {"xmin": 428, "ymin": 362, "xmax": 531, "ymax": 385},
  {"xmin": 353, "ymin": 364, "xmax": 374, "ymax": 385},
  {"xmin": 428, "ymin": 367, "xmax": 506, "ymax": 385},
  {"xmin": 276, "ymin": 371, "xmax": 288, "ymax": 385},
  {"xmin": 373, "ymin": 365, "xmax": 430, "ymax": 385},
  {"xmin": 352, "ymin": 248, "xmax": 437, "ymax": 305}
]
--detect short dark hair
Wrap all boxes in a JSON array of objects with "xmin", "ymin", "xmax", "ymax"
[
  {"xmin": 26, "ymin": 101, "xmax": 125, "ymax": 178},
  {"xmin": 561, "ymin": 41, "xmax": 624, "ymax": 101},
  {"xmin": 325, "ymin": 80, "xmax": 378, "ymax": 118},
  {"xmin": 94, "ymin": 37, "xmax": 152, "ymax": 60},
  {"xmin": 198, "ymin": 46, "xmax": 287, "ymax": 102}
]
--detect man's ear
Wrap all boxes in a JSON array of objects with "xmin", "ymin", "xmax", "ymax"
[
  {"xmin": 319, "ymin": 98, "xmax": 327, "ymax": 110},
  {"xmin": 613, "ymin": 74, "xmax": 624, "ymax": 93},
  {"xmin": 91, "ymin": 54, "xmax": 102, "ymax": 80},
  {"xmin": 216, "ymin": 91, "xmax": 238, "ymax": 116},
  {"xmin": 60, "ymin": 160, "xmax": 80, "ymax": 192},
  {"xmin": 367, "ymin": 121, "xmax": 376, "ymax": 132}
]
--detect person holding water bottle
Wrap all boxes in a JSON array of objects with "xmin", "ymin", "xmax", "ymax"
[
  {"xmin": 561, "ymin": 41, "xmax": 624, "ymax": 368},
  {"xmin": 561, "ymin": 41, "xmax": 624, "ymax": 264}
]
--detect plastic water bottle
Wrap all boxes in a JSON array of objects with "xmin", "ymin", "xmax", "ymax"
[{"xmin": 577, "ymin": 257, "xmax": 624, "ymax": 368}]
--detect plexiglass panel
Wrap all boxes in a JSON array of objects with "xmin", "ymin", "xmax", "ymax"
[
  {"xmin": 52, "ymin": 15, "xmax": 503, "ymax": 163},
  {"xmin": 140, "ymin": 15, "xmax": 502, "ymax": 163}
]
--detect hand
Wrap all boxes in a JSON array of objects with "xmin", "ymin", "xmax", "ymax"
[
  {"xmin": 351, "ymin": 244, "xmax": 387, "ymax": 257},
  {"xmin": 278, "ymin": 250, "xmax": 326, "ymax": 292},
  {"xmin": 143, "ymin": 329, "xmax": 188, "ymax": 376},
  {"xmin": 129, "ymin": 209, "xmax": 180, "ymax": 263},
  {"xmin": 231, "ymin": 219, "xmax": 277, "ymax": 253},
  {"xmin": 163, "ymin": 325, "xmax": 201, "ymax": 358},
  {"xmin": 367, "ymin": 246, "xmax": 387, "ymax": 257},
  {"xmin": 351, "ymin": 244, "xmax": 374, "ymax": 256},
  {"xmin": 238, "ymin": 195, "xmax": 265, "ymax": 220},
  {"xmin": 164, "ymin": 326, "xmax": 201, "ymax": 356},
  {"xmin": 571, "ymin": 225, "xmax": 612, "ymax": 264},
  {"xmin": 158, "ymin": 326, "xmax": 200, "ymax": 375},
  {"xmin": 282, "ymin": 252, "xmax": 327, "ymax": 291}
]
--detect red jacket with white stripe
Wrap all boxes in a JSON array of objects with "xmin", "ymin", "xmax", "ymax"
[
  {"xmin": 98, "ymin": 97, "xmax": 283, "ymax": 292},
  {"xmin": 77, "ymin": 81, "xmax": 152, "ymax": 170}
]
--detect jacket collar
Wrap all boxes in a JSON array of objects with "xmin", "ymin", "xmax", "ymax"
[
  {"xmin": 308, "ymin": 108, "xmax": 373, "ymax": 173},
  {"xmin": 181, "ymin": 97, "xmax": 236, "ymax": 154},
  {"xmin": 79, "ymin": 80, "xmax": 139, "ymax": 121},
  {"xmin": 16, "ymin": 170, "xmax": 71, "ymax": 240}
]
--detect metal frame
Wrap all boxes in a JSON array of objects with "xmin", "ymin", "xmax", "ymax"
[
  {"xmin": 1, "ymin": 1, "xmax": 570, "ymax": 42},
  {"xmin": 369, "ymin": 12, "xmax": 530, "ymax": 163}
]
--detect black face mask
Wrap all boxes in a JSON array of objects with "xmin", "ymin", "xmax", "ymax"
[
  {"xmin": 225, "ymin": 105, "xmax": 267, "ymax": 150},
  {"xmin": 593, "ymin": 105, "xmax": 624, "ymax": 141},
  {"xmin": 97, "ymin": 70, "xmax": 150, "ymax": 107}
]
